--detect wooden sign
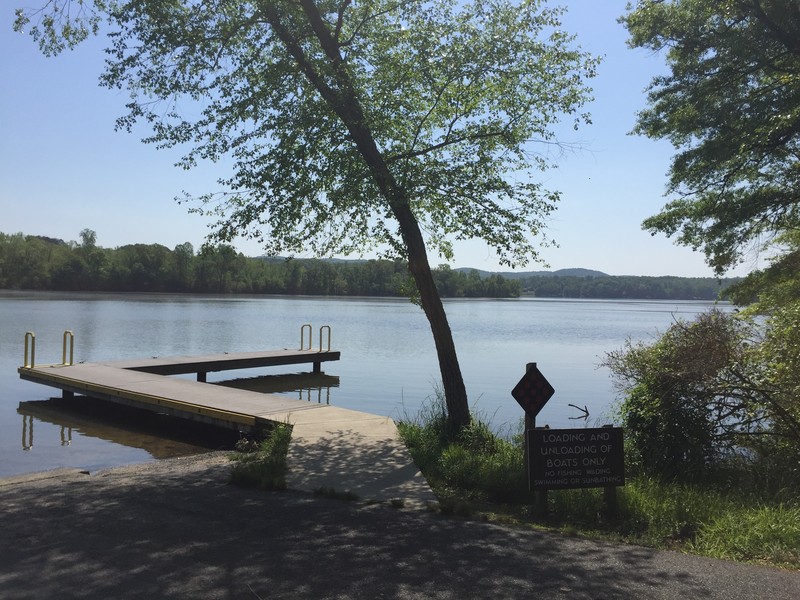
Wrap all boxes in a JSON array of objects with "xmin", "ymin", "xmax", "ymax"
[{"xmin": 528, "ymin": 427, "xmax": 625, "ymax": 490}]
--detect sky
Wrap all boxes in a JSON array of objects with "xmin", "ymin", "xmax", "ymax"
[{"xmin": 0, "ymin": 1, "xmax": 762, "ymax": 278}]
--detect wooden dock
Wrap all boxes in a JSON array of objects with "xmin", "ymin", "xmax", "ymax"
[
  {"xmin": 17, "ymin": 343, "xmax": 437, "ymax": 505},
  {"xmin": 18, "ymin": 349, "xmax": 341, "ymax": 432},
  {"xmin": 107, "ymin": 349, "xmax": 342, "ymax": 380}
]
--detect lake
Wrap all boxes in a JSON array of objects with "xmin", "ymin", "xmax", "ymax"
[{"xmin": 0, "ymin": 292, "xmax": 727, "ymax": 477}]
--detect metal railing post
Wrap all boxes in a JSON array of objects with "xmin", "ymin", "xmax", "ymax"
[
  {"xmin": 299, "ymin": 323, "xmax": 312, "ymax": 350},
  {"xmin": 23, "ymin": 332, "xmax": 36, "ymax": 368},
  {"xmin": 319, "ymin": 325, "xmax": 331, "ymax": 352},
  {"xmin": 62, "ymin": 330, "xmax": 75, "ymax": 365}
]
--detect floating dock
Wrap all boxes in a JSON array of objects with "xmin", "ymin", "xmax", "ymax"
[
  {"xmin": 19, "ymin": 347, "xmax": 341, "ymax": 432},
  {"xmin": 16, "ymin": 329, "xmax": 436, "ymax": 505},
  {"xmin": 19, "ymin": 327, "xmax": 341, "ymax": 431}
]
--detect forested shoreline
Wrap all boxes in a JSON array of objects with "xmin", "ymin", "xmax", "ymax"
[
  {"xmin": 519, "ymin": 273, "xmax": 735, "ymax": 300},
  {"xmin": 0, "ymin": 231, "xmax": 735, "ymax": 300},
  {"xmin": 0, "ymin": 232, "xmax": 520, "ymax": 298}
]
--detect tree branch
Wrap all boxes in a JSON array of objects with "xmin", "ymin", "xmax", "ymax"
[
  {"xmin": 258, "ymin": 4, "xmax": 341, "ymax": 108},
  {"xmin": 388, "ymin": 129, "xmax": 509, "ymax": 162},
  {"xmin": 746, "ymin": 0, "xmax": 800, "ymax": 58}
]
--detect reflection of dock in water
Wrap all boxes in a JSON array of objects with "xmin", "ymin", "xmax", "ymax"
[
  {"xmin": 217, "ymin": 372, "xmax": 340, "ymax": 404},
  {"xmin": 17, "ymin": 397, "xmax": 233, "ymax": 458}
]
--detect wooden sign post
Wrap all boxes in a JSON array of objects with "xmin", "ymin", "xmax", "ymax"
[{"xmin": 512, "ymin": 362, "xmax": 555, "ymax": 516}]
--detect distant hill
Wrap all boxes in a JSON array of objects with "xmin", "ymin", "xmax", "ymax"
[
  {"xmin": 255, "ymin": 257, "xmax": 610, "ymax": 279},
  {"xmin": 455, "ymin": 267, "xmax": 608, "ymax": 279},
  {"xmin": 453, "ymin": 266, "xmax": 738, "ymax": 300}
]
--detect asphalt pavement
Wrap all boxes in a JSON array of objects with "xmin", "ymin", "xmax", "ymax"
[{"xmin": 1, "ymin": 453, "xmax": 797, "ymax": 599}]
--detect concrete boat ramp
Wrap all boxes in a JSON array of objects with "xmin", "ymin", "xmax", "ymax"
[{"xmin": 17, "ymin": 335, "xmax": 436, "ymax": 507}]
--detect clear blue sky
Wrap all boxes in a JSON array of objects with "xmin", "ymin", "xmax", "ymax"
[{"xmin": 0, "ymin": 1, "xmax": 760, "ymax": 277}]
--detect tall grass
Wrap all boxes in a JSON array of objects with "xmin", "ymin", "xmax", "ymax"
[
  {"xmin": 397, "ymin": 396, "xmax": 800, "ymax": 569},
  {"xmin": 690, "ymin": 504, "xmax": 800, "ymax": 567},
  {"xmin": 230, "ymin": 422, "xmax": 292, "ymax": 490},
  {"xmin": 397, "ymin": 399, "xmax": 528, "ymax": 504}
]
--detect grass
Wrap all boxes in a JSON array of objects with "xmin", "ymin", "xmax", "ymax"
[
  {"xmin": 229, "ymin": 422, "xmax": 293, "ymax": 490},
  {"xmin": 397, "ymin": 398, "xmax": 800, "ymax": 570}
]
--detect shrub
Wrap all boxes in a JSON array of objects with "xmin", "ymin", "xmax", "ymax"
[
  {"xmin": 602, "ymin": 309, "xmax": 800, "ymax": 485},
  {"xmin": 230, "ymin": 423, "xmax": 292, "ymax": 490}
]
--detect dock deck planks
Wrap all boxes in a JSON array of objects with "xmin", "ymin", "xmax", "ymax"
[{"xmin": 107, "ymin": 349, "xmax": 341, "ymax": 377}]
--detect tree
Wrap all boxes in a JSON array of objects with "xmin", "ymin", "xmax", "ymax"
[
  {"xmin": 622, "ymin": 0, "xmax": 800, "ymax": 276},
  {"xmin": 196, "ymin": 244, "xmax": 246, "ymax": 292},
  {"xmin": 173, "ymin": 242, "xmax": 196, "ymax": 291},
  {"xmin": 612, "ymin": 0, "xmax": 800, "ymax": 488},
  {"xmin": 79, "ymin": 228, "xmax": 97, "ymax": 249},
  {"xmin": 110, "ymin": 243, "xmax": 174, "ymax": 291},
  {"xmin": 17, "ymin": 1, "xmax": 598, "ymax": 431}
]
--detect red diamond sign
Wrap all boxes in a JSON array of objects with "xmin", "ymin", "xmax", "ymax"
[{"xmin": 511, "ymin": 365, "xmax": 555, "ymax": 419}]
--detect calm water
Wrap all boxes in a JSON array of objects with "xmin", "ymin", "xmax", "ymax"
[{"xmin": 0, "ymin": 292, "xmax": 727, "ymax": 477}]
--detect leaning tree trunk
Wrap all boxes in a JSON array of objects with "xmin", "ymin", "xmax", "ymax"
[
  {"xmin": 390, "ymin": 201, "xmax": 472, "ymax": 433},
  {"xmin": 339, "ymin": 119, "xmax": 473, "ymax": 432},
  {"xmin": 276, "ymin": 0, "xmax": 472, "ymax": 432},
  {"xmin": 357, "ymin": 158, "xmax": 472, "ymax": 433}
]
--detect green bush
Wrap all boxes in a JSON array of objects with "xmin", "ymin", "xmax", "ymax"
[
  {"xmin": 603, "ymin": 309, "xmax": 800, "ymax": 486},
  {"xmin": 230, "ymin": 423, "xmax": 292, "ymax": 490}
]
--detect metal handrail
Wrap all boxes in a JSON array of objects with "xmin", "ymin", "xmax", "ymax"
[
  {"xmin": 23, "ymin": 332, "xmax": 36, "ymax": 368},
  {"xmin": 62, "ymin": 330, "xmax": 75, "ymax": 365},
  {"xmin": 319, "ymin": 325, "xmax": 331, "ymax": 352},
  {"xmin": 299, "ymin": 323, "xmax": 312, "ymax": 350}
]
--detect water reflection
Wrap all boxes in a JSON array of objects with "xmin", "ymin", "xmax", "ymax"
[
  {"xmin": 216, "ymin": 371, "xmax": 340, "ymax": 405},
  {"xmin": 17, "ymin": 398, "xmax": 220, "ymax": 458},
  {"xmin": 21, "ymin": 415, "xmax": 33, "ymax": 451},
  {"xmin": 15, "ymin": 371, "xmax": 340, "ymax": 458},
  {"xmin": 21, "ymin": 412, "xmax": 72, "ymax": 450}
]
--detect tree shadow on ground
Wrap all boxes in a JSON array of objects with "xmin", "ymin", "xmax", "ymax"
[
  {"xmin": 0, "ymin": 456, "xmax": 797, "ymax": 600},
  {"xmin": 286, "ymin": 425, "xmax": 435, "ymax": 503}
]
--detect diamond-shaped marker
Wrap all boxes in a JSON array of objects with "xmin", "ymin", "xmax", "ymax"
[{"xmin": 511, "ymin": 365, "xmax": 554, "ymax": 419}]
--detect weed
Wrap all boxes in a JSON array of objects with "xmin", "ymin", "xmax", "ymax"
[
  {"xmin": 230, "ymin": 422, "xmax": 292, "ymax": 490},
  {"xmin": 689, "ymin": 504, "xmax": 800, "ymax": 568}
]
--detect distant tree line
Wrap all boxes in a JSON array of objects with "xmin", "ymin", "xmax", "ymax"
[
  {"xmin": 520, "ymin": 274, "xmax": 737, "ymax": 301},
  {"xmin": 0, "ymin": 231, "xmax": 520, "ymax": 298},
  {"xmin": 0, "ymin": 231, "xmax": 738, "ymax": 300}
]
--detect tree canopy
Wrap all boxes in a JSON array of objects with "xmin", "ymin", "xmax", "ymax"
[
  {"xmin": 15, "ymin": 0, "xmax": 597, "ymax": 265},
  {"xmin": 16, "ymin": 0, "xmax": 598, "ymax": 431},
  {"xmin": 610, "ymin": 1, "xmax": 800, "ymax": 489},
  {"xmin": 623, "ymin": 0, "xmax": 800, "ymax": 276}
]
